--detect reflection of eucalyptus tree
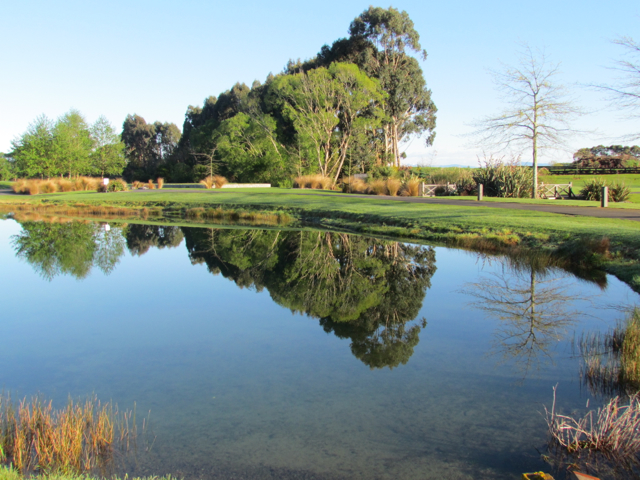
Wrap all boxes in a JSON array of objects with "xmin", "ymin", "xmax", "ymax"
[
  {"xmin": 181, "ymin": 227, "xmax": 436, "ymax": 369},
  {"xmin": 125, "ymin": 224, "xmax": 184, "ymax": 256},
  {"xmin": 463, "ymin": 260, "xmax": 581, "ymax": 374},
  {"xmin": 12, "ymin": 221, "xmax": 126, "ymax": 280}
]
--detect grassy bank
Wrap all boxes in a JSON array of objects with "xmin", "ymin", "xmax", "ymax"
[{"xmin": 1, "ymin": 188, "xmax": 640, "ymax": 291}]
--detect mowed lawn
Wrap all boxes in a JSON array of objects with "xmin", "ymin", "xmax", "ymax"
[{"xmin": 540, "ymin": 173, "xmax": 640, "ymax": 203}]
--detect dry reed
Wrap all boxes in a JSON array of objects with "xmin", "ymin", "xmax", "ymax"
[{"xmin": 0, "ymin": 394, "xmax": 136, "ymax": 475}]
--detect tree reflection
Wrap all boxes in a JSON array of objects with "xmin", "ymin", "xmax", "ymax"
[
  {"xmin": 12, "ymin": 221, "xmax": 126, "ymax": 280},
  {"xmin": 183, "ymin": 228, "xmax": 436, "ymax": 369},
  {"xmin": 462, "ymin": 257, "xmax": 584, "ymax": 375},
  {"xmin": 125, "ymin": 225, "xmax": 184, "ymax": 256}
]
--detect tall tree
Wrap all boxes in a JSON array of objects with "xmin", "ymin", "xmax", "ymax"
[
  {"xmin": 52, "ymin": 110, "xmax": 93, "ymax": 178},
  {"xmin": 121, "ymin": 115, "xmax": 179, "ymax": 180},
  {"xmin": 305, "ymin": 7, "xmax": 437, "ymax": 167},
  {"xmin": 10, "ymin": 115, "xmax": 56, "ymax": 179},
  {"xmin": 471, "ymin": 45, "xmax": 583, "ymax": 198},
  {"xmin": 90, "ymin": 116, "xmax": 126, "ymax": 177},
  {"xmin": 273, "ymin": 62, "xmax": 385, "ymax": 183}
]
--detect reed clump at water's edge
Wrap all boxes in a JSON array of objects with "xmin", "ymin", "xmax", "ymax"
[{"xmin": 0, "ymin": 394, "xmax": 137, "ymax": 475}]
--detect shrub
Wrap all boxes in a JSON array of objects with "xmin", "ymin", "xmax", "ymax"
[
  {"xmin": 610, "ymin": 181, "xmax": 631, "ymax": 203},
  {"xmin": 579, "ymin": 178, "xmax": 629, "ymax": 202}
]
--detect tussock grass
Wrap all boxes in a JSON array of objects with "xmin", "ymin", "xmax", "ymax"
[
  {"xmin": 199, "ymin": 176, "xmax": 214, "ymax": 189},
  {"xmin": 0, "ymin": 394, "xmax": 136, "ymax": 475},
  {"xmin": 294, "ymin": 175, "xmax": 332, "ymax": 190},
  {"xmin": 368, "ymin": 179, "xmax": 388, "ymax": 195},
  {"xmin": 11, "ymin": 178, "xmax": 102, "ymax": 195},
  {"xmin": 403, "ymin": 178, "xmax": 421, "ymax": 197},
  {"xmin": 386, "ymin": 178, "xmax": 402, "ymax": 196},
  {"xmin": 157, "ymin": 178, "xmax": 164, "ymax": 189},
  {"xmin": 212, "ymin": 175, "xmax": 227, "ymax": 189},
  {"xmin": 147, "ymin": 180, "xmax": 155, "ymax": 190}
]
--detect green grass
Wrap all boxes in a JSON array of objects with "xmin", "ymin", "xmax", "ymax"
[
  {"xmin": 541, "ymin": 173, "xmax": 640, "ymax": 202},
  {"xmin": 0, "ymin": 466, "xmax": 175, "ymax": 480},
  {"xmin": 2, "ymin": 188, "xmax": 640, "ymax": 291}
]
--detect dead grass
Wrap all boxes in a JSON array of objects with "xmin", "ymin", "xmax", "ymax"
[
  {"xmin": 0, "ymin": 393, "xmax": 136, "ymax": 475},
  {"xmin": 368, "ymin": 179, "xmax": 388, "ymax": 195},
  {"xmin": 157, "ymin": 178, "xmax": 164, "ymax": 189},
  {"xmin": 403, "ymin": 178, "xmax": 421, "ymax": 197},
  {"xmin": 546, "ymin": 386, "xmax": 640, "ymax": 461},
  {"xmin": 11, "ymin": 178, "xmax": 103, "ymax": 195},
  {"xmin": 147, "ymin": 180, "xmax": 155, "ymax": 190}
]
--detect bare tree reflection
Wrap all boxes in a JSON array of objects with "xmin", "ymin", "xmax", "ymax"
[{"xmin": 462, "ymin": 259, "xmax": 585, "ymax": 376}]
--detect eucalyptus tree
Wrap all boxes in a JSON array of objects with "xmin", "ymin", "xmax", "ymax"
[
  {"xmin": 90, "ymin": 116, "xmax": 126, "ymax": 177},
  {"xmin": 273, "ymin": 62, "xmax": 385, "ymax": 183},
  {"xmin": 472, "ymin": 45, "xmax": 583, "ymax": 198}
]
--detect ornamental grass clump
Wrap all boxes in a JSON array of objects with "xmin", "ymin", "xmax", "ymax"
[
  {"xmin": 294, "ymin": 174, "xmax": 331, "ymax": 190},
  {"xmin": 386, "ymin": 178, "xmax": 402, "ymax": 196},
  {"xmin": 212, "ymin": 175, "xmax": 227, "ymax": 189},
  {"xmin": 402, "ymin": 178, "xmax": 422, "ymax": 197},
  {"xmin": 368, "ymin": 179, "xmax": 388, "ymax": 195},
  {"xmin": 147, "ymin": 180, "xmax": 155, "ymax": 190},
  {"xmin": 472, "ymin": 156, "xmax": 534, "ymax": 198},
  {"xmin": 199, "ymin": 176, "xmax": 215, "ymax": 189},
  {"xmin": 157, "ymin": 178, "xmax": 164, "ymax": 189}
]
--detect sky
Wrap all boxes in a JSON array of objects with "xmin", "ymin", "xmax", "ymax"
[{"xmin": 1, "ymin": 0, "xmax": 638, "ymax": 166}]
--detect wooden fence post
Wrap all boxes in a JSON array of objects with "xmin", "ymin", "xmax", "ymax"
[
  {"xmin": 601, "ymin": 187, "xmax": 608, "ymax": 208},
  {"xmin": 477, "ymin": 184, "xmax": 483, "ymax": 201}
]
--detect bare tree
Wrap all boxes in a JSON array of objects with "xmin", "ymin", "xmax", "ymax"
[
  {"xmin": 596, "ymin": 37, "xmax": 640, "ymax": 140},
  {"xmin": 472, "ymin": 44, "xmax": 583, "ymax": 198}
]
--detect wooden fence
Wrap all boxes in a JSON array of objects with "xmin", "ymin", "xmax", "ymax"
[{"xmin": 542, "ymin": 166, "xmax": 640, "ymax": 175}]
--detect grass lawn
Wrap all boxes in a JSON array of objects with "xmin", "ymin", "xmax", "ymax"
[
  {"xmin": 540, "ymin": 173, "xmax": 640, "ymax": 202},
  {"xmin": 0, "ymin": 181, "xmax": 12, "ymax": 190}
]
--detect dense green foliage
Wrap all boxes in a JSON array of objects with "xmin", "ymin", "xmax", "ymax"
[
  {"xmin": 472, "ymin": 157, "xmax": 534, "ymax": 198},
  {"xmin": 573, "ymin": 145, "xmax": 640, "ymax": 168},
  {"xmin": 9, "ymin": 111, "xmax": 125, "ymax": 179},
  {"xmin": 141, "ymin": 6, "xmax": 435, "ymax": 185}
]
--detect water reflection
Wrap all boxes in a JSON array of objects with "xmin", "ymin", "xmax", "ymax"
[
  {"xmin": 462, "ymin": 256, "xmax": 589, "ymax": 375},
  {"xmin": 183, "ymin": 228, "xmax": 436, "ymax": 369},
  {"xmin": 12, "ymin": 221, "xmax": 126, "ymax": 280}
]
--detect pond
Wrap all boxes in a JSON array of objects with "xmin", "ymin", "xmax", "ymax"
[{"xmin": 0, "ymin": 216, "xmax": 638, "ymax": 479}]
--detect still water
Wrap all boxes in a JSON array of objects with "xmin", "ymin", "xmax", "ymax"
[{"xmin": 0, "ymin": 217, "xmax": 638, "ymax": 479}]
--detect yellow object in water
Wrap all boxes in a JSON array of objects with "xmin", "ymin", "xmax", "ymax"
[{"xmin": 522, "ymin": 473, "xmax": 554, "ymax": 480}]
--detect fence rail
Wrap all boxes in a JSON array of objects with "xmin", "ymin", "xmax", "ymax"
[{"xmin": 542, "ymin": 166, "xmax": 640, "ymax": 175}]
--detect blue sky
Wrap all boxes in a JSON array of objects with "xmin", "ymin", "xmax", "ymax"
[{"xmin": 1, "ymin": 0, "xmax": 638, "ymax": 166}]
